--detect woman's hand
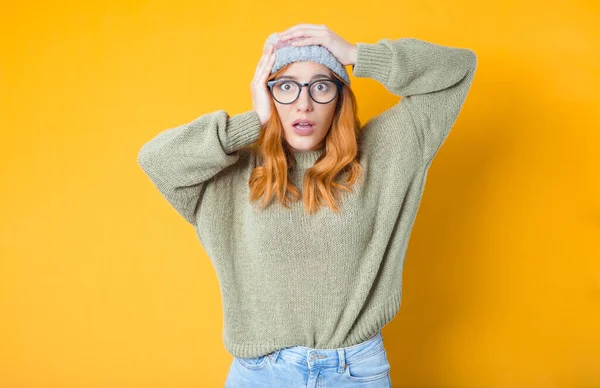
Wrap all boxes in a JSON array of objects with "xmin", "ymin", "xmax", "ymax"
[
  {"xmin": 251, "ymin": 42, "xmax": 276, "ymax": 128},
  {"xmin": 277, "ymin": 24, "xmax": 358, "ymax": 66}
]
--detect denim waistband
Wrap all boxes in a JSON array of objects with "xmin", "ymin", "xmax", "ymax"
[{"xmin": 266, "ymin": 331, "xmax": 384, "ymax": 373}]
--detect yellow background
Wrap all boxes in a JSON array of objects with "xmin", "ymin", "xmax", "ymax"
[{"xmin": 1, "ymin": 0, "xmax": 599, "ymax": 387}]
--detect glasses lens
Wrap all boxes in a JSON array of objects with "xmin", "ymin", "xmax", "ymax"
[
  {"xmin": 270, "ymin": 80, "xmax": 338, "ymax": 104},
  {"xmin": 271, "ymin": 81, "xmax": 300, "ymax": 104},
  {"xmin": 310, "ymin": 80, "xmax": 338, "ymax": 103}
]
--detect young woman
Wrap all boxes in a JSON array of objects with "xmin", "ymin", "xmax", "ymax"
[{"xmin": 138, "ymin": 24, "xmax": 477, "ymax": 387}]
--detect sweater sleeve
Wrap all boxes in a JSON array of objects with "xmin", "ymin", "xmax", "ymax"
[
  {"xmin": 137, "ymin": 109, "xmax": 262, "ymax": 225},
  {"xmin": 352, "ymin": 37, "xmax": 478, "ymax": 163}
]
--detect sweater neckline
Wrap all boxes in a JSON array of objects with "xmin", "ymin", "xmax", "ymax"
[{"xmin": 291, "ymin": 146, "xmax": 325, "ymax": 170}]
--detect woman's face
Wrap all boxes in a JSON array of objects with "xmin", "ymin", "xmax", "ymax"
[{"xmin": 272, "ymin": 62, "xmax": 339, "ymax": 152}]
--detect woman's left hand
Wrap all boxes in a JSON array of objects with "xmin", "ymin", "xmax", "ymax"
[{"xmin": 277, "ymin": 24, "xmax": 358, "ymax": 66}]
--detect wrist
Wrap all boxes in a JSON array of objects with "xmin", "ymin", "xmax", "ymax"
[
  {"xmin": 255, "ymin": 110, "xmax": 268, "ymax": 128},
  {"xmin": 350, "ymin": 44, "xmax": 358, "ymax": 66}
]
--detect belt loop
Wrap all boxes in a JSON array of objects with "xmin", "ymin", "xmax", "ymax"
[
  {"xmin": 269, "ymin": 349, "xmax": 281, "ymax": 363},
  {"xmin": 337, "ymin": 349, "xmax": 345, "ymax": 373}
]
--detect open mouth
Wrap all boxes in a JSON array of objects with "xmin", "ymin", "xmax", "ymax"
[{"xmin": 292, "ymin": 123, "xmax": 315, "ymax": 135}]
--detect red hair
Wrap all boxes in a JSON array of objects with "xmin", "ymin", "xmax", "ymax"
[{"xmin": 247, "ymin": 64, "xmax": 363, "ymax": 215}]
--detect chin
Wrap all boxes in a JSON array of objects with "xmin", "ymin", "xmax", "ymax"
[{"xmin": 285, "ymin": 138, "xmax": 319, "ymax": 152}]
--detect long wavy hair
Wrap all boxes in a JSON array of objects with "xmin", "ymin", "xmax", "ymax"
[{"xmin": 247, "ymin": 63, "xmax": 363, "ymax": 215}]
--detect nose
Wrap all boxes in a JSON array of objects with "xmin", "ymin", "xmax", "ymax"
[{"xmin": 295, "ymin": 86, "xmax": 313, "ymax": 111}]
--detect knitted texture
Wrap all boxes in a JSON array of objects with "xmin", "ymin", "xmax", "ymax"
[
  {"xmin": 138, "ymin": 37, "xmax": 477, "ymax": 358},
  {"xmin": 264, "ymin": 32, "xmax": 351, "ymax": 85}
]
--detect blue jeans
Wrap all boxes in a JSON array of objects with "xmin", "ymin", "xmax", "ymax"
[{"xmin": 225, "ymin": 331, "xmax": 391, "ymax": 387}]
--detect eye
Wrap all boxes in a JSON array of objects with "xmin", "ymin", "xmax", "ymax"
[
  {"xmin": 278, "ymin": 82, "xmax": 293, "ymax": 91},
  {"xmin": 313, "ymin": 81, "xmax": 331, "ymax": 92}
]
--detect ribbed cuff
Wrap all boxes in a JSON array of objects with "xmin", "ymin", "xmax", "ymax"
[
  {"xmin": 352, "ymin": 42, "xmax": 393, "ymax": 85},
  {"xmin": 224, "ymin": 110, "xmax": 262, "ymax": 154},
  {"xmin": 222, "ymin": 289, "xmax": 402, "ymax": 358}
]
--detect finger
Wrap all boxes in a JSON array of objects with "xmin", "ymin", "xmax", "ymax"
[
  {"xmin": 279, "ymin": 23, "xmax": 319, "ymax": 36},
  {"xmin": 258, "ymin": 49, "xmax": 276, "ymax": 81},
  {"xmin": 262, "ymin": 49, "xmax": 276, "ymax": 75},
  {"xmin": 254, "ymin": 52, "xmax": 267, "ymax": 79},
  {"xmin": 279, "ymin": 28, "xmax": 325, "ymax": 41},
  {"xmin": 261, "ymin": 50, "xmax": 275, "ymax": 83},
  {"xmin": 279, "ymin": 25, "xmax": 323, "ymax": 39},
  {"xmin": 289, "ymin": 36, "xmax": 318, "ymax": 47},
  {"xmin": 280, "ymin": 23, "xmax": 325, "ymax": 35},
  {"xmin": 279, "ymin": 27, "xmax": 313, "ymax": 38},
  {"xmin": 284, "ymin": 24, "xmax": 327, "ymax": 38},
  {"xmin": 261, "ymin": 43, "xmax": 273, "ymax": 58},
  {"xmin": 254, "ymin": 45, "xmax": 274, "ymax": 79}
]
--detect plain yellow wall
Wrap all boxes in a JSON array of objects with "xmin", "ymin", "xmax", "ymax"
[{"xmin": 1, "ymin": 0, "xmax": 599, "ymax": 387}]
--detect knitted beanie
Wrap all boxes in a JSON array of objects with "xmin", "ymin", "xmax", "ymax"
[{"xmin": 263, "ymin": 32, "xmax": 351, "ymax": 85}]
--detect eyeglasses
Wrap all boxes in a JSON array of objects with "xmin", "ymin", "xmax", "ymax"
[{"xmin": 267, "ymin": 78, "xmax": 343, "ymax": 104}]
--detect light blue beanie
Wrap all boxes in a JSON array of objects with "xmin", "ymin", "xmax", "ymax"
[{"xmin": 264, "ymin": 32, "xmax": 351, "ymax": 85}]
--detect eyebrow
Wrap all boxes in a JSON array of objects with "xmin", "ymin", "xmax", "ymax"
[{"xmin": 275, "ymin": 73, "xmax": 332, "ymax": 81}]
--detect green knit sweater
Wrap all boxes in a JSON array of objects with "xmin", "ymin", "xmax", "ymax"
[{"xmin": 137, "ymin": 37, "xmax": 477, "ymax": 358}]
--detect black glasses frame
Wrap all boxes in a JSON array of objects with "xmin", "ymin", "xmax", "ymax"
[{"xmin": 266, "ymin": 78, "xmax": 343, "ymax": 105}]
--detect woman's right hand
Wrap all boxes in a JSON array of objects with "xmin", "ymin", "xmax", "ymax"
[{"xmin": 251, "ymin": 42, "xmax": 276, "ymax": 128}]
